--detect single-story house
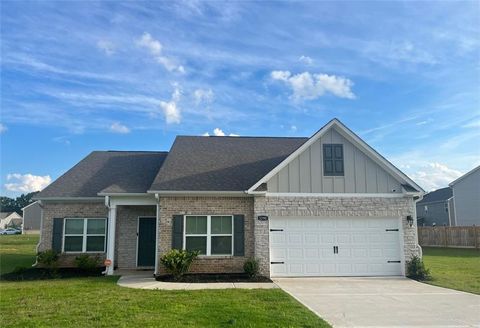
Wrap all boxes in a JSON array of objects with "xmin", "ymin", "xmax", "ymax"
[
  {"xmin": 449, "ymin": 165, "xmax": 480, "ymax": 226},
  {"xmin": 416, "ymin": 187, "xmax": 453, "ymax": 226},
  {"xmin": 22, "ymin": 201, "xmax": 42, "ymax": 234},
  {"xmin": 0, "ymin": 212, "xmax": 23, "ymax": 229},
  {"xmin": 34, "ymin": 119, "xmax": 424, "ymax": 277}
]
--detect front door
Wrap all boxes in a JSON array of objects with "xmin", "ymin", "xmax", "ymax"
[{"xmin": 137, "ymin": 217, "xmax": 156, "ymax": 267}]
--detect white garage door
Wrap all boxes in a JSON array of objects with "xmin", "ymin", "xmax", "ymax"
[{"xmin": 270, "ymin": 217, "xmax": 403, "ymax": 277}]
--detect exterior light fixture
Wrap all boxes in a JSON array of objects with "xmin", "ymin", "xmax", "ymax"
[{"xmin": 406, "ymin": 215, "xmax": 414, "ymax": 227}]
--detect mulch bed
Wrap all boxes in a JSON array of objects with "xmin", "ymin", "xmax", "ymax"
[
  {"xmin": 0, "ymin": 267, "xmax": 105, "ymax": 281},
  {"xmin": 156, "ymin": 273, "xmax": 272, "ymax": 283}
]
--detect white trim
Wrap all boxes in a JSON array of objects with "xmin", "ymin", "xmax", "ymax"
[
  {"xmin": 98, "ymin": 192, "xmax": 150, "ymax": 196},
  {"xmin": 21, "ymin": 201, "xmax": 39, "ymax": 211},
  {"xmin": 109, "ymin": 195, "xmax": 157, "ymax": 207},
  {"xmin": 34, "ymin": 197, "xmax": 104, "ymax": 201},
  {"xmin": 147, "ymin": 190, "xmax": 249, "ymax": 197},
  {"xmin": 264, "ymin": 192, "xmax": 408, "ymax": 198},
  {"xmin": 105, "ymin": 205, "xmax": 117, "ymax": 275},
  {"xmin": 449, "ymin": 165, "xmax": 480, "ymax": 186},
  {"xmin": 183, "ymin": 215, "xmax": 234, "ymax": 256},
  {"xmin": 154, "ymin": 194, "xmax": 160, "ymax": 276},
  {"xmin": 63, "ymin": 218, "xmax": 107, "ymax": 253},
  {"xmin": 398, "ymin": 216, "xmax": 406, "ymax": 276},
  {"xmin": 136, "ymin": 216, "xmax": 156, "ymax": 268},
  {"xmin": 247, "ymin": 118, "xmax": 424, "ymax": 193}
]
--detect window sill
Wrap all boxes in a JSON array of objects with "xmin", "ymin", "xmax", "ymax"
[{"xmin": 197, "ymin": 255, "xmax": 234, "ymax": 259}]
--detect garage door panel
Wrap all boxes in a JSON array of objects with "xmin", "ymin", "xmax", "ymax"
[{"xmin": 270, "ymin": 216, "xmax": 402, "ymax": 277}]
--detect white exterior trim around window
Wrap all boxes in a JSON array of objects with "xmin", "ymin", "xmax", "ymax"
[
  {"xmin": 247, "ymin": 118, "xmax": 424, "ymax": 194},
  {"xmin": 183, "ymin": 215, "xmax": 234, "ymax": 256},
  {"xmin": 62, "ymin": 218, "xmax": 107, "ymax": 253}
]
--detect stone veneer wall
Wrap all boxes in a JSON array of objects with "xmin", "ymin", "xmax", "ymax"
[
  {"xmin": 39, "ymin": 201, "xmax": 108, "ymax": 267},
  {"xmin": 115, "ymin": 205, "xmax": 156, "ymax": 269},
  {"xmin": 253, "ymin": 196, "xmax": 420, "ymax": 276},
  {"xmin": 158, "ymin": 196, "xmax": 254, "ymax": 274}
]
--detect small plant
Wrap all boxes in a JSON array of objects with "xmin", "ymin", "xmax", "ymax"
[
  {"xmin": 160, "ymin": 249, "xmax": 199, "ymax": 281},
  {"xmin": 244, "ymin": 258, "xmax": 259, "ymax": 278},
  {"xmin": 75, "ymin": 254, "xmax": 100, "ymax": 271},
  {"xmin": 37, "ymin": 249, "xmax": 59, "ymax": 271},
  {"xmin": 12, "ymin": 266, "xmax": 28, "ymax": 275},
  {"xmin": 407, "ymin": 255, "xmax": 431, "ymax": 281}
]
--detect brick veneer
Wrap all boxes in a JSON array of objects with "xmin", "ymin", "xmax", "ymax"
[
  {"xmin": 253, "ymin": 195, "xmax": 420, "ymax": 276},
  {"xmin": 158, "ymin": 196, "xmax": 254, "ymax": 274}
]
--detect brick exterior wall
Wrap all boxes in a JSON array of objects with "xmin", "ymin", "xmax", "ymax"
[
  {"xmin": 253, "ymin": 195, "xmax": 420, "ymax": 276},
  {"xmin": 158, "ymin": 196, "xmax": 254, "ymax": 274},
  {"xmin": 115, "ymin": 205, "xmax": 156, "ymax": 269},
  {"xmin": 39, "ymin": 201, "xmax": 108, "ymax": 267}
]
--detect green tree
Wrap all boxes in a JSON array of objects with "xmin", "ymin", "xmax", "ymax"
[{"xmin": 0, "ymin": 192, "xmax": 39, "ymax": 214}]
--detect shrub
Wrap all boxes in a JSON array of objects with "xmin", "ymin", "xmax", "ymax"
[
  {"xmin": 160, "ymin": 249, "xmax": 199, "ymax": 281},
  {"xmin": 74, "ymin": 254, "xmax": 100, "ymax": 271},
  {"xmin": 406, "ymin": 255, "xmax": 431, "ymax": 281},
  {"xmin": 244, "ymin": 258, "xmax": 259, "ymax": 278},
  {"xmin": 37, "ymin": 250, "xmax": 59, "ymax": 270}
]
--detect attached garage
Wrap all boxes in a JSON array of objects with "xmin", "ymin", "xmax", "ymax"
[{"xmin": 269, "ymin": 216, "xmax": 403, "ymax": 277}]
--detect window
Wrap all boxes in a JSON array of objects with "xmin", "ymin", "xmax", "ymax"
[
  {"xmin": 184, "ymin": 215, "xmax": 233, "ymax": 256},
  {"xmin": 323, "ymin": 144, "xmax": 344, "ymax": 176},
  {"xmin": 63, "ymin": 218, "xmax": 106, "ymax": 253},
  {"xmin": 445, "ymin": 202, "xmax": 449, "ymax": 212}
]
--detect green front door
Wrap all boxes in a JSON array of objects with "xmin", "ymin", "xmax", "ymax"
[{"xmin": 137, "ymin": 217, "xmax": 156, "ymax": 267}]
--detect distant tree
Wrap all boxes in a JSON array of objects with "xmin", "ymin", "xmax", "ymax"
[{"xmin": 0, "ymin": 191, "xmax": 39, "ymax": 214}]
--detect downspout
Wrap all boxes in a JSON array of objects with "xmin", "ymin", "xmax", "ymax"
[
  {"xmin": 413, "ymin": 193, "xmax": 424, "ymax": 258},
  {"xmin": 154, "ymin": 193, "xmax": 160, "ymax": 277},
  {"xmin": 32, "ymin": 200, "xmax": 44, "ymax": 267}
]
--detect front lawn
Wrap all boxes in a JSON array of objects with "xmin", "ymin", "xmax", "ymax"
[
  {"xmin": 0, "ymin": 235, "xmax": 330, "ymax": 327},
  {"xmin": 422, "ymin": 247, "xmax": 480, "ymax": 295},
  {"xmin": 0, "ymin": 234, "xmax": 39, "ymax": 275}
]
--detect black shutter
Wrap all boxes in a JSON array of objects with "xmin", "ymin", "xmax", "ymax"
[
  {"xmin": 172, "ymin": 215, "xmax": 184, "ymax": 250},
  {"xmin": 52, "ymin": 218, "xmax": 64, "ymax": 253},
  {"xmin": 233, "ymin": 215, "xmax": 245, "ymax": 256}
]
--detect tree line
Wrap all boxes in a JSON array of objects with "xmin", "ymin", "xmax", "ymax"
[{"xmin": 0, "ymin": 192, "xmax": 38, "ymax": 214}]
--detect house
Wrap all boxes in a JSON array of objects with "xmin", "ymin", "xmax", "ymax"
[
  {"xmin": 22, "ymin": 201, "xmax": 42, "ymax": 234},
  {"xmin": 416, "ymin": 187, "xmax": 453, "ymax": 226},
  {"xmin": 0, "ymin": 212, "xmax": 23, "ymax": 229},
  {"xmin": 449, "ymin": 165, "xmax": 480, "ymax": 226},
  {"xmin": 34, "ymin": 118, "xmax": 424, "ymax": 277}
]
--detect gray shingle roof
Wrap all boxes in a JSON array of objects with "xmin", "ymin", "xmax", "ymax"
[
  {"xmin": 149, "ymin": 136, "xmax": 308, "ymax": 192},
  {"xmin": 36, "ymin": 151, "xmax": 168, "ymax": 198},
  {"xmin": 417, "ymin": 187, "xmax": 452, "ymax": 204}
]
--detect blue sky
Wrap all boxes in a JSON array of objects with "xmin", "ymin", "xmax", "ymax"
[{"xmin": 1, "ymin": 1, "xmax": 479, "ymax": 197}]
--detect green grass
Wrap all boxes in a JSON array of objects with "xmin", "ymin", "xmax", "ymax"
[
  {"xmin": 422, "ymin": 247, "xmax": 480, "ymax": 295},
  {"xmin": 0, "ymin": 234, "xmax": 39, "ymax": 274},
  {"xmin": 0, "ymin": 235, "xmax": 330, "ymax": 327}
]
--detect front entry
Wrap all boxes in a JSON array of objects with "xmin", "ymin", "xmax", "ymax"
[{"xmin": 137, "ymin": 217, "xmax": 156, "ymax": 267}]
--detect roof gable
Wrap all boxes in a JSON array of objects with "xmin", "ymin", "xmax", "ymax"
[
  {"xmin": 449, "ymin": 165, "xmax": 480, "ymax": 186},
  {"xmin": 417, "ymin": 187, "xmax": 452, "ymax": 204},
  {"xmin": 248, "ymin": 118, "xmax": 424, "ymax": 193}
]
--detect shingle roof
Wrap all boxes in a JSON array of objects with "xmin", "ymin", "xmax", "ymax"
[
  {"xmin": 0, "ymin": 212, "xmax": 15, "ymax": 220},
  {"xmin": 417, "ymin": 187, "xmax": 452, "ymax": 204},
  {"xmin": 36, "ymin": 151, "xmax": 168, "ymax": 198},
  {"xmin": 149, "ymin": 136, "xmax": 308, "ymax": 192}
]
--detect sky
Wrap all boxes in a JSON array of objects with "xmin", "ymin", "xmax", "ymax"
[{"xmin": 1, "ymin": 1, "xmax": 479, "ymax": 197}]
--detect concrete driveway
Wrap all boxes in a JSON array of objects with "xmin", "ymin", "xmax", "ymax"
[{"xmin": 274, "ymin": 277, "xmax": 480, "ymax": 327}]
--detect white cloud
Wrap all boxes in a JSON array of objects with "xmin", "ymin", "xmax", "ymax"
[
  {"xmin": 410, "ymin": 162, "xmax": 463, "ymax": 191},
  {"xmin": 4, "ymin": 173, "xmax": 52, "ymax": 193},
  {"xmin": 159, "ymin": 85, "xmax": 182, "ymax": 124},
  {"xmin": 290, "ymin": 125, "xmax": 297, "ymax": 132},
  {"xmin": 193, "ymin": 88, "xmax": 214, "ymax": 105},
  {"xmin": 462, "ymin": 120, "xmax": 480, "ymax": 128},
  {"xmin": 137, "ymin": 32, "xmax": 185, "ymax": 73},
  {"xmin": 109, "ymin": 122, "xmax": 130, "ymax": 134},
  {"xmin": 271, "ymin": 71, "xmax": 355, "ymax": 100},
  {"xmin": 0, "ymin": 123, "xmax": 7, "ymax": 133},
  {"xmin": 97, "ymin": 40, "xmax": 116, "ymax": 55},
  {"xmin": 203, "ymin": 128, "xmax": 239, "ymax": 136},
  {"xmin": 299, "ymin": 55, "xmax": 313, "ymax": 65}
]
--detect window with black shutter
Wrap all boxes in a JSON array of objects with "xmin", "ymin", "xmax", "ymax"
[{"xmin": 323, "ymin": 144, "xmax": 344, "ymax": 176}]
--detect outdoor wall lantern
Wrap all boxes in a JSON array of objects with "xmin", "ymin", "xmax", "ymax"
[{"xmin": 406, "ymin": 215, "xmax": 414, "ymax": 227}]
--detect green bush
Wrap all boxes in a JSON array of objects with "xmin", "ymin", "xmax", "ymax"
[
  {"xmin": 37, "ymin": 250, "xmax": 59, "ymax": 270},
  {"xmin": 160, "ymin": 249, "xmax": 199, "ymax": 281},
  {"xmin": 407, "ymin": 255, "xmax": 431, "ymax": 281},
  {"xmin": 244, "ymin": 258, "xmax": 259, "ymax": 278},
  {"xmin": 74, "ymin": 254, "xmax": 100, "ymax": 271}
]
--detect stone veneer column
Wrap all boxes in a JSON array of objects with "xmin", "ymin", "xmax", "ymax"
[{"xmin": 253, "ymin": 196, "xmax": 271, "ymax": 276}]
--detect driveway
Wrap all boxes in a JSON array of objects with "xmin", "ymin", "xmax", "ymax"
[{"xmin": 274, "ymin": 277, "xmax": 480, "ymax": 327}]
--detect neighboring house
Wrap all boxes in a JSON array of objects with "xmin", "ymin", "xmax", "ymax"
[
  {"xmin": 34, "ymin": 119, "xmax": 424, "ymax": 278},
  {"xmin": 416, "ymin": 187, "xmax": 453, "ymax": 226},
  {"xmin": 22, "ymin": 201, "xmax": 42, "ymax": 234},
  {"xmin": 0, "ymin": 212, "xmax": 23, "ymax": 229},
  {"xmin": 449, "ymin": 165, "xmax": 480, "ymax": 226}
]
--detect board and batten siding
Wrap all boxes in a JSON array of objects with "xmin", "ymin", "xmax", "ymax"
[{"xmin": 267, "ymin": 127, "xmax": 403, "ymax": 193}]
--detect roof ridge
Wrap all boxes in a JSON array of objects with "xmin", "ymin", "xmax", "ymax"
[
  {"xmin": 101, "ymin": 150, "xmax": 169, "ymax": 153},
  {"xmin": 176, "ymin": 135, "xmax": 309, "ymax": 139}
]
